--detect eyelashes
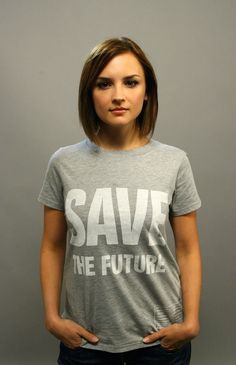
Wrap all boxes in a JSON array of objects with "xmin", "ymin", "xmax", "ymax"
[{"xmin": 95, "ymin": 80, "xmax": 139, "ymax": 89}]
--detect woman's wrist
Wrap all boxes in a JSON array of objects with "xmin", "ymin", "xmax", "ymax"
[
  {"xmin": 183, "ymin": 320, "xmax": 200, "ymax": 337},
  {"xmin": 45, "ymin": 313, "xmax": 62, "ymax": 331}
]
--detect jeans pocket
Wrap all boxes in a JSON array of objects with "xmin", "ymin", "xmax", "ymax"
[
  {"xmin": 159, "ymin": 345, "xmax": 182, "ymax": 353},
  {"xmin": 60, "ymin": 341, "xmax": 84, "ymax": 353},
  {"xmin": 158, "ymin": 342, "xmax": 189, "ymax": 354}
]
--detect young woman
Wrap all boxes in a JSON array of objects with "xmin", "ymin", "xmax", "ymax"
[{"xmin": 38, "ymin": 36, "xmax": 202, "ymax": 365}]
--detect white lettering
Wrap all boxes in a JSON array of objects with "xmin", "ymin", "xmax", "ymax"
[
  {"xmin": 66, "ymin": 188, "xmax": 169, "ymax": 248},
  {"xmin": 116, "ymin": 188, "xmax": 148, "ymax": 245},
  {"xmin": 66, "ymin": 189, "xmax": 86, "ymax": 247},
  {"xmin": 148, "ymin": 190, "xmax": 168, "ymax": 246},
  {"xmin": 87, "ymin": 188, "xmax": 118, "ymax": 246},
  {"xmin": 101, "ymin": 254, "xmax": 165, "ymax": 275},
  {"xmin": 73, "ymin": 255, "xmax": 95, "ymax": 276}
]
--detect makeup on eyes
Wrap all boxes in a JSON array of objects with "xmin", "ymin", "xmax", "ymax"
[{"xmin": 95, "ymin": 79, "xmax": 140, "ymax": 89}]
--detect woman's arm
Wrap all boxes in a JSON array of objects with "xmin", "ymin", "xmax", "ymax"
[
  {"xmin": 39, "ymin": 205, "xmax": 67, "ymax": 328},
  {"xmin": 169, "ymin": 210, "xmax": 202, "ymax": 332},
  {"xmin": 39, "ymin": 205, "xmax": 99, "ymax": 348}
]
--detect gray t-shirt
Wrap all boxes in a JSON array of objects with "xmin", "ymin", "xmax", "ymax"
[{"xmin": 37, "ymin": 137, "xmax": 202, "ymax": 353}]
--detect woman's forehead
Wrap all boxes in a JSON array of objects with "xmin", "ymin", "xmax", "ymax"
[{"xmin": 98, "ymin": 53, "xmax": 144, "ymax": 78}]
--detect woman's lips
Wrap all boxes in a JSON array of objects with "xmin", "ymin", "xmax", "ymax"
[{"xmin": 110, "ymin": 109, "xmax": 128, "ymax": 115}]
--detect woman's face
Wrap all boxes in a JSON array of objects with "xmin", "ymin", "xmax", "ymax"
[{"xmin": 92, "ymin": 52, "xmax": 147, "ymax": 129}]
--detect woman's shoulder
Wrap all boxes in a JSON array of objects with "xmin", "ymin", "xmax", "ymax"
[
  {"xmin": 151, "ymin": 138, "xmax": 187, "ymax": 158},
  {"xmin": 49, "ymin": 139, "xmax": 88, "ymax": 161}
]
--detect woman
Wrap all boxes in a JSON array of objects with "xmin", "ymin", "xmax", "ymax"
[{"xmin": 38, "ymin": 36, "xmax": 202, "ymax": 365}]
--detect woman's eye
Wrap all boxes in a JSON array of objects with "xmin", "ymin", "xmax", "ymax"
[
  {"xmin": 96, "ymin": 80, "xmax": 139, "ymax": 89},
  {"xmin": 96, "ymin": 82, "xmax": 111, "ymax": 89},
  {"xmin": 126, "ymin": 80, "xmax": 139, "ymax": 87}
]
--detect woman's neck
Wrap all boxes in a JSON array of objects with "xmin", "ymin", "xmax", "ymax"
[{"xmin": 94, "ymin": 123, "xmax": 148, "ymax": 151}]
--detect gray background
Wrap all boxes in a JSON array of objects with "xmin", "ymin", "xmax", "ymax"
[{"xmin": 1, "ymin": 0, "xmax": 235, "ymax": 364}]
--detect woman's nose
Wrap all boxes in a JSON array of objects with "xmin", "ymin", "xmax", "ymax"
[{"xmin": 111, "ymin": 84, "xmax": 125, "ymax": 101}]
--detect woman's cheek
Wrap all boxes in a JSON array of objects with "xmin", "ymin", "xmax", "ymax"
[{"xmin": 132, "ymin": 94, "xmax": 146, "ymax": 112}]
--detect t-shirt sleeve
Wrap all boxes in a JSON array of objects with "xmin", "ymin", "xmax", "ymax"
[
  {"xmin": 37, "ymin": 150, "xmax": 64, "ymax": 211},
  {"xmin": 169, "ymin": 152, "xmax": 202, "ymax": 216}
]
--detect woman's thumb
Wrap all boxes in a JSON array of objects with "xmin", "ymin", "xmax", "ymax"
[{"xmin": 77, "ymin": 324, "xmax": 99, "ymax": 343}]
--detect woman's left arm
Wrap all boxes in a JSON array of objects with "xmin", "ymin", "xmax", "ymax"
[
  {"xmin": 143, "ymin": 210, "xmax": 202, "ymax": 349},
  {"xmin": 170, "ymin": 210, "xmax": 202, "ymax": 332}
]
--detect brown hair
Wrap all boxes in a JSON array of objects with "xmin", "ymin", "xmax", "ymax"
[{"xmin": 78, "ymin": 36, "xmax": 158, "ymax": 144}]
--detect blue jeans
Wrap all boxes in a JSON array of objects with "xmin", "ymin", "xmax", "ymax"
[{"xmin": 57, "ymin": 341, "xmax": 191, "ymax": 365}]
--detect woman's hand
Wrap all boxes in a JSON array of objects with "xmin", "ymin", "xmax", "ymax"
[
  {"xmin": 46, "ymin": 317, "xmax": 99, "ymax": 349},
  {"xmin": 143, "ymin": 322, "xmax": 200, "ymax": 350}
]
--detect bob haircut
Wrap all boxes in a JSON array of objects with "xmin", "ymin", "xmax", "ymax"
[{"xmin": 78, "ymin": 36, "xmax": 158, "ymax": 145}]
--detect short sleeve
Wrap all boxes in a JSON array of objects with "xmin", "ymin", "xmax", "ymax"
[
  {"xmin": 37, "ymin": 150, "xmax": 64, "ymax": 211},
  {"xmin": 169, "ymin": 152, "xmax": 202, "ymax": 216}
]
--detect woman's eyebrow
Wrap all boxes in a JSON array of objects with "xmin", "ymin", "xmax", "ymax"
[{"xmin": 96, "ymin": 74, "xmax": 141, "ymax": 81}]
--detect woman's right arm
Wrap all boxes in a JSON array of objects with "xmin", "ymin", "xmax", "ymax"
[
  {"xmin": 40, "ymin": 205, "xmax": 99, "ymax": 348},
  {"xmin": 40, "ymin": 205, "xmax": 67, "ymax": 329}
]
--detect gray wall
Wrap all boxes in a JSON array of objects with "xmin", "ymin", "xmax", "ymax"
[{"xmin": 1, "ymin": 1, "xmax": 235, "ymax": 364}]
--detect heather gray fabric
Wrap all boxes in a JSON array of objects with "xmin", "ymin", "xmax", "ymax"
[{"xmin": 37, "ymin": 137, "xmax": 202, "ymax": 353}]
